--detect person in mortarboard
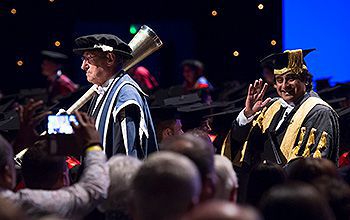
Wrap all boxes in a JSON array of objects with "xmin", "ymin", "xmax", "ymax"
[
  {"xmin": 41, "ymin": 50, "xmax": 78, "ymax": 102},
  {"xmin": 226, "ymin": 49, "xmax": 339, "ymax": 169},
  {"xmin": 73, "ymin": 34, "xmax": 158, "ymax": 159},
  {"xmin": 151, "ymin": 105, "xmax": 184, "ymax": 144}
]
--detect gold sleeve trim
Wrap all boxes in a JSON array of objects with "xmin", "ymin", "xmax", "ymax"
[
  {"xmin": 289, "ymin": 127, "xmax": 307, "ymax": 161},
  {"xmin": 313, "ymin": 131, "xmax": 328, "ymax": 158},
  {"xmin": 280, "ymin": 97, "xmax": 331, "ymax": 162},
  {"xmin": 302, "ymin": 128, "xmax": 317, "ymax": 157}
]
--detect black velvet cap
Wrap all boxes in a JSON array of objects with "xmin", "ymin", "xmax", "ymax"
[
  {"xmin": 260, "ymin": 49, "xmax": 315, "ymax": 74},
  {"xmin": 73, "ymin": 34, "xmax": 133, "ymax": 59}
]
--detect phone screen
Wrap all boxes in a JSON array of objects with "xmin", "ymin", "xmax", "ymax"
[{"xmin": 47, "ymin": 115, "xmax": 78, "ymax": 135}]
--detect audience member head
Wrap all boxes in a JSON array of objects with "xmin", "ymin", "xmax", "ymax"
[
  {"xmin": 182, "ymin": 200, "xmax": 262, "ymax": 220},
  {"xmin": 155, "ymin": 119, "xmax": 184, "ymax": 143},
  {"xmin": 131, "ymin": 151, "xmax": 201, "ymax": 220},
  {"xmin": 161, "ymin": 133, "xmax": 216, "ymax": 201},
  {"xmin": 312, "ymin": 177, "xmax": 350, "ymax": 220},
  {"xmin": 0, "ymin": 196, "xmax": 26, "ymax": 220},
  {"xmin": 153, "ymin": 106, "xmax": 184, "ymax": 143},
  {"xmin": 186, "ymin": 128, "xmax": 212, "ymax": 145},
  {"xmin": 99, "ymin": 155, "xmax": 142, "ymax": 220},
  {"xmin": 0, "ymin": 135, "xmax": 16, "ymax": 190},
  {"xmin": 260, "ymin": 182, "xmax": 335, "ymax": 220},
  {"xmin": 286, "ymin": 157, "xmax": 338, "ymax": 183},
  {"xmin": 21, "ymin": 141, "xmax": 69, "ymax": 190},
  {"xmin": 246, "ymin": 160, "xmax": 286, "ymax": 206},
  {"xmin": 214, "ymin": 155, "xmax": 239, "ymax": 202}
]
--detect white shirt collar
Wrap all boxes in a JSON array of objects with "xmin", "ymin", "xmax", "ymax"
[
  {"xmin": 279, "ymin": 98, "xmax": 295, "ymax": 108},
  {"xmin": 95, "ymin": 74, "xmax": 118, "ymax": 95}
]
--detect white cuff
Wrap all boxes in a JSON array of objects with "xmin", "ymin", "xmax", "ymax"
[{"xmin": 236, "ymin": 108, "xmax": 255, "ymax": 126}]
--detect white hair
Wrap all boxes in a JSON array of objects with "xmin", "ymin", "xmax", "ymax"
[
  {"xmin": 214, "ymin": 155, "xmax": 238, "ymax": 201},
  {"xmin": 98, "ymin": 155, "xmax": 142, "ymax": 213}
]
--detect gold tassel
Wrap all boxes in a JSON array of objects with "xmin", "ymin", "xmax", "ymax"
[
  {"xmin": 274, "ymin": 49, "xmax": 308, "ymax": 75},
  {"xmin": 287, "ymin": 49, "xmax": 304, "ymax": 74},
  {"xmin": 302, "ymin": 128, "xmax": 317, "ymax": 157},
  {"xmin": 313, "ymin": 131, "xmax": 328, "ymax": 158},
  {"xmin": 290, "ymin": 127, "xmax": 306, "ymax": 159}
]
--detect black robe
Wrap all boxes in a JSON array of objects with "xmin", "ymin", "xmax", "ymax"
[{"xmin": 230, "ymin": 91, "xmax": 339, "ymax": 167}]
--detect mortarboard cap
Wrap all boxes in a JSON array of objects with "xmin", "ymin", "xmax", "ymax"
[
  {"xmin": 163, "ymin": 93, "xmax": 201, "ymax": 106},
  {"xmin": 41, "ymin": 50, "xmax": 68, "ymax": 64},
  {"xmin": 260, "ymin": 48, "xmax": 315, "ymax": 75},
  {"xmin": 73, "ymin": 34, "xmax": 133, "ymax": 59},
  {"xmin": 151, "ymin": 105, "xmax": 180, "ymax": 122}
]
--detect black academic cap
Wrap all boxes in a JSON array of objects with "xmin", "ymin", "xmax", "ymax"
[
  {"xmin": 260, "ymin": 48, "xmax": 315, "ymax": 75},
  {"xmin": 177, "ymin": 103, "xmax": 219, "ymax": 131},
  {"xmin": 163, "ymin": 93, "xmax": 201, "ymax": 106},
  {"xmin": 73, "ymin": 34, "xmax": 133, "ymax": 59},
  {"xmin": 151, "ymin": 105, "xmax": 180, "ymax": 122},
  {"xmin": 41, "ymin": 50, "xmax": 68, "ymax": 64}
]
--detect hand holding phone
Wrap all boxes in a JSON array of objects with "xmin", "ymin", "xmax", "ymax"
[{"xmin": 71, "ymin": 111, "xmax": 101, "ymax": 152}]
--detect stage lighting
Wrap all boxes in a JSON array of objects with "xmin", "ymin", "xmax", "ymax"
[
  {"xmin": 17, "ymin": 60, "xmax": 23, "ymax": 66},
  {"xmin": 54, "ymin": 41, "xmax": 61, "ymax": 47},
  {"xmin": 211, "ymin": 10, "xmax": 218, "ymax": 16},
  {"xmin": 129, "ymin": 25, "xmax": 138, "ymax": 35},
  {"xmin": 10, "ymin": 8, "xmax": 17, "ymax": 15},
  {"xmin": 258, "ymin": 4, "xmax": 264, "ymax": 10},
  {"xmin": 233, "ymin": 51, "xmax": 239, "ymax": 57},
  {"xmin": 271, "ymin": 40, "xmax": 277, "ymax": 46}
]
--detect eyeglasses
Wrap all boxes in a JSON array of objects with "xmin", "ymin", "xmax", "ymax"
[{"xmin": 81, "ymin": 54, "xmax": 98, "ymax": 63}]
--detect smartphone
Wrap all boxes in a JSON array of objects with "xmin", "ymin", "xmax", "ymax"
[
  {"xmin": 47, "ymin": 115, "xmax": 78, "ymax": 135},
  {"xmin": 47, "ymin": 115, "xmax": 80, "ymax": 156}
]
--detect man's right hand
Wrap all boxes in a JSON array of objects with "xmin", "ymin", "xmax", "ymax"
[
  {"xmin": 71, "ymin": 111, "xmax": 101, "ymax": 152},
  {"xmin": 244, "ymin": 78, "xmax": 271, "ymax": 118}
]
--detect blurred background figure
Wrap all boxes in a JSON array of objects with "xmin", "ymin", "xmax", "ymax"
[
  {"xmin": 41, "ymin": 50, "xmax": 78, "ymax": 103},
  {"xmin": 260, "ymin": 182, "xmax": 335, "ymax": 220},
  {"xmin": 182, "ymin": 200, "xmax": 262, "ymax": 220},
  {"xmin": 181, "ymin": 59, "xmax": 213, "ymax": 103},
  {"xmin": 260, "ymin": 61, "xmax": 278, "ymax": 98},
  {"xmin": 245, "ymin": 161, "xmax": 286, "ymax": 207},
  {"xmin": 129, "ymin": 66, "xmax": 159, "ymax": 94}
]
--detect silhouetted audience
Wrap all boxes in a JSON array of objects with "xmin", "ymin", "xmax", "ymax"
[
  {"xmin": 21, "ymin": 142, "xmax": 69, "ymax": 190},
  {"xmin": 312, "ymin": 177, "xmax": 350, "ymax": 220},
  {"xmin": 286, "ymin": 158, "xmax": 338, "ymax": 183},
  {"xmin": 260, "ymin": 182, "xmax": 335, "ymax": 220},
  {"xmin": 182, "ymin": 200, "xmax": 262, "ymax": 220},
  {"xmin": 246, "ymin": 161, "xmax": 286, "ymax": 207}
]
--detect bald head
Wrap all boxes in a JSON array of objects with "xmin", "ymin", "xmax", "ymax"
[{"xmin": 131, "ymin": 151, "xmax": 201, "ymax": 220}]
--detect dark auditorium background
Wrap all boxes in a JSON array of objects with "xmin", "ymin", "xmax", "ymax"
[{"xmin": 1, "ymin": 0, "xmax": 282, "ymax": 94}]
